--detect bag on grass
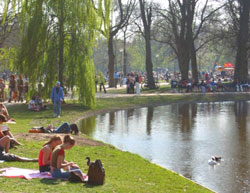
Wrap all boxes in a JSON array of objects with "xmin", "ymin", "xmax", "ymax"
[{"xmin": 87, "ymin": 159, "xmax": 105, "ymax": 185}]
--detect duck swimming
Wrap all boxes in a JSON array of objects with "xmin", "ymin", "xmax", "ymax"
[
  {"xmin": 208, "ymin": 156, "xmax": 222, "ymax": 165},
  {"xmin": 211, "ymin": 156, "xmax": 221, "ymax": 162}
]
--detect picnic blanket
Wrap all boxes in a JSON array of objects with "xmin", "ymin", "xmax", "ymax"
[{"xmin": 0, "ymin": 167, "xmax": 52, "ymax": 180}]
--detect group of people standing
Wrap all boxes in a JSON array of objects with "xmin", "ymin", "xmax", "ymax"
[
  {"xmin": 126, "ymin": 73, "xmax": 141, "ymax": 94},
  {"xmin": 0, "ymin": 74, "xmax": 28, "ymax": 103}
]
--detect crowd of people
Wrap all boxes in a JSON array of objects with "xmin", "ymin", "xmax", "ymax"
[{"xmin": 0, "ymin": 74, "xmax": 29, "ymax": 103}]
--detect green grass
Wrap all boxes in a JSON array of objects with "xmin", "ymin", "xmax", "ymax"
[
  {"xmin": 3, "ymin": 92, "xmax": 247, "ymax": 193},
  {"xmin": 1, "ymin": 140, "xmax": 211, "ymax": 193}
]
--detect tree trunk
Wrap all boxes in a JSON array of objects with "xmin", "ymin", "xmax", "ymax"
[
  {"xmin": 190, "ymin": 40, "xmax": 199, "ymax": 83},
  {"xmin": 123, "ymin": 33, "xmax": 127, "ymax": 76},
  {"xmin": 177, "ymin": 42, "xmax": 190, "ymax": 80},
  {"xmin": 186, "ymin": 0, "xmax": 198, "ymax": 83},
  {"xmin": 178, "ymin": 57, "xmax": 189, "ymax": 80},
  {"xmin": 145, "ymin": 30, "xmax": 155, "ymax": 88},
  {"xmin": 108, "ymin": 34, "xmax": 115, "ymax": 87},
  {"xmin": 58, "ymin": 0, "xmax": 64, "ymax": 87},
  {"xmin": 139, "ymin": 0, "xmax": 155, "ymax": 89},
  {"xmin": 234, "ymin": 0, "xmax": 250, "ymax": 82}
]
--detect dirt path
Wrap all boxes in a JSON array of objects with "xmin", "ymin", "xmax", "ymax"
[{"xmin": 15, "ymin": 133, "xmax": 104, "ymax": 146}]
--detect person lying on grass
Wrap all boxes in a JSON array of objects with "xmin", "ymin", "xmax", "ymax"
[
  {"xmin": 50, "ymin": 135, "xmax": 85, "ymax": 181},
  {"xmin": 0, "ymin": 114, "xmax": 22, "ymax": 147},
  {"xmin": 45, "ymin": 123, "xmax": 79, "ymax": 135},
  {"xmin": 38, "ymin": 135, "xmax": 62, "ymax": 173},
  {"xmin": 0, "ymin": 116, "xmax": 38, "ymax": 162},
  {"xmin": 0, "ymin": 136, "xmax": 37, "ymax": 162}
]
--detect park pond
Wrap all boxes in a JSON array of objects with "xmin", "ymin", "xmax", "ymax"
[{"xmin": 79, "ymin": 101, "xmax": 250, "ymax": 193}]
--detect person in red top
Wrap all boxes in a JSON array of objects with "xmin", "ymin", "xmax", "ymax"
[{"xmin": 38, "ymin": 135, "xmax": 62, "ymax": 172}]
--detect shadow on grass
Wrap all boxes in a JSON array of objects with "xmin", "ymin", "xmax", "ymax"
[
  {"xmin": 84, "ymin": 183, "xmax": 103, "ymax": 188},
  {"xmin": 40, "ymin": 178, "xmax": 63, "ymax": 185}
]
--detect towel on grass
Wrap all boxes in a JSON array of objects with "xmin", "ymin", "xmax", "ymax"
[{"xmin": 0, "ymin": 167, "xmax": 52, "ymax": 180}]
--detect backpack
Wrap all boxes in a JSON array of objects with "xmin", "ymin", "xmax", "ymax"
[{"xmin": 87, "ymin": 159, "xmax": 105, "ymax": 185}]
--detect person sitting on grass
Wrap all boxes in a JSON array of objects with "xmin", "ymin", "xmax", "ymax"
[
  {"xmin": 0, "ymin": 115, "xmax": 37, "ymax": 162},
  {"xmin": 0, "ymin": 114, "xmax": 22, "ymax": 147},
  {"xmin": 35, "ymin": 95, "xmax": 47, "ymax": 110},
  {"xmin": 28, "ymin": 96, "xmax": 40, "ymax": 111},
  {"xmin": 0, "ymin": 103, "xmax": 15, "ymax": 123},
  {"xmin": 0, "ymin": 135, "xmax": 38, "ymax": 162},
  {"xmin": 50, "ymin": 135, "xmax": 85, "ymax": 181},
  {"xmin": 38, "ymin": 135, "xmax": 62, "ymax": 173}
]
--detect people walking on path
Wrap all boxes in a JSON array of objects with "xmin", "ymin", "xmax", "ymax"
[
  {"xmin": 17, "ymin": 75, "xmax": 24, "ymax": 102},
  {"xmin": 98, "ymin": 71, "xmax": 107, "ymax": 93},
  {"xmin": 51, "ymin": 81, "xmax": 64, "ymax": 118},
  {"xmin": 135, "ymin": 74, "xmax": 140, "ymax": 94},
  {"xmin": 8, "ymin": 75, "xmax": 16, "ymax": 103},
  {"xmin": 0, "ymin": 79, "xmax": 5, "ymax": 102}
]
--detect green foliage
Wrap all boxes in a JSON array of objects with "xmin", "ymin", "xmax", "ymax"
[
  {"xmin": 12, "ymin": 0, "xmax": 111, "ymax": 109},
  {"xmin": 0, "ymin": 47, "xmax": 18, "ymax": 70}
]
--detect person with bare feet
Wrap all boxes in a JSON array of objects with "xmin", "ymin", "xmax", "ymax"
[
  {"xmin": 0, "ymin": 115, "xmax": 37, "ymax": 162},
  {"xmin": 0, "ymin": 114, "xmax": 22, "ymax": 147}
]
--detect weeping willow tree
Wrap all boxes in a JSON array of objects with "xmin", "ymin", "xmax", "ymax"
[{"xmin": 8, "ymin": 0, "xmax": 110, "ymax": 108}]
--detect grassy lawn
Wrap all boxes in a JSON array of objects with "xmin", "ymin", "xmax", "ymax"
[{"xmin": 2, "ymin": 92, "xmax": 248, "ymax": 193}]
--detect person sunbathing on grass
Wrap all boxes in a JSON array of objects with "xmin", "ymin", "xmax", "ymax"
[
  {"xmin": 0, "ymin": 115, "xmax": 38, "ymax": 162},
  {"xmin": 45, "ymin": 123, "xmax": 79, "ymax": 135},
  {"xmin": 0, "ymin": 114, "xmax": 22, "ymax": 147},
  {"xmin": 50, "ymin": 135, "xmax": 85, "ymax": 181},
  {"xmin": 38, "ymin": 135, "xmax": 62, "ymax": 173},
  {"xmin": 0, "ymin": 136, "xmax": 37, "ymax": 162}
]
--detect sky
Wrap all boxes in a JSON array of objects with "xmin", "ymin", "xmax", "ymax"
[{"xmin": 152, "ymin": 0, "xmax": 167, "ymax": 8}]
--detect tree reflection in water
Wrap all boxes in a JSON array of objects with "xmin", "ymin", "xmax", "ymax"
[
  {"xmin": 79, "ymin": 116, "xmax": 96, "ymax": 136},
  {"xmin": 146, "ymin": 107, "xmax": 154, "ymax": 136}
]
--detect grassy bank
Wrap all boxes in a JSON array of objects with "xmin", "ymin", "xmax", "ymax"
[{"xmin": 2, "ymin": 92, "xmax": 248, "ymax": 193}]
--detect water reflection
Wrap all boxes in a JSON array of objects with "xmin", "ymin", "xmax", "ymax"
[
  {"xmin": 109, "ymin": 112, "xmax": 115, "ymax": 133},
  {"xmin": 79, "ymin": 101, "xmax": 250, "ymax": 193},
  {"xmin": 146, "ymin": 107, "xmax": 154, "ymax": 136},
  {"xmin": 234, "ymin": 101, "xmax": 247, "ymax": 130},
  {"xmin": 79, "ymin": 116, "xmax": 96, "ymax": 136}
]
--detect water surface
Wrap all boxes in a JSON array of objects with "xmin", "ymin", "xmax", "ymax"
[{"xmin": 80, "ymin": 101, "xmax": 250, "ymax": 193}]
